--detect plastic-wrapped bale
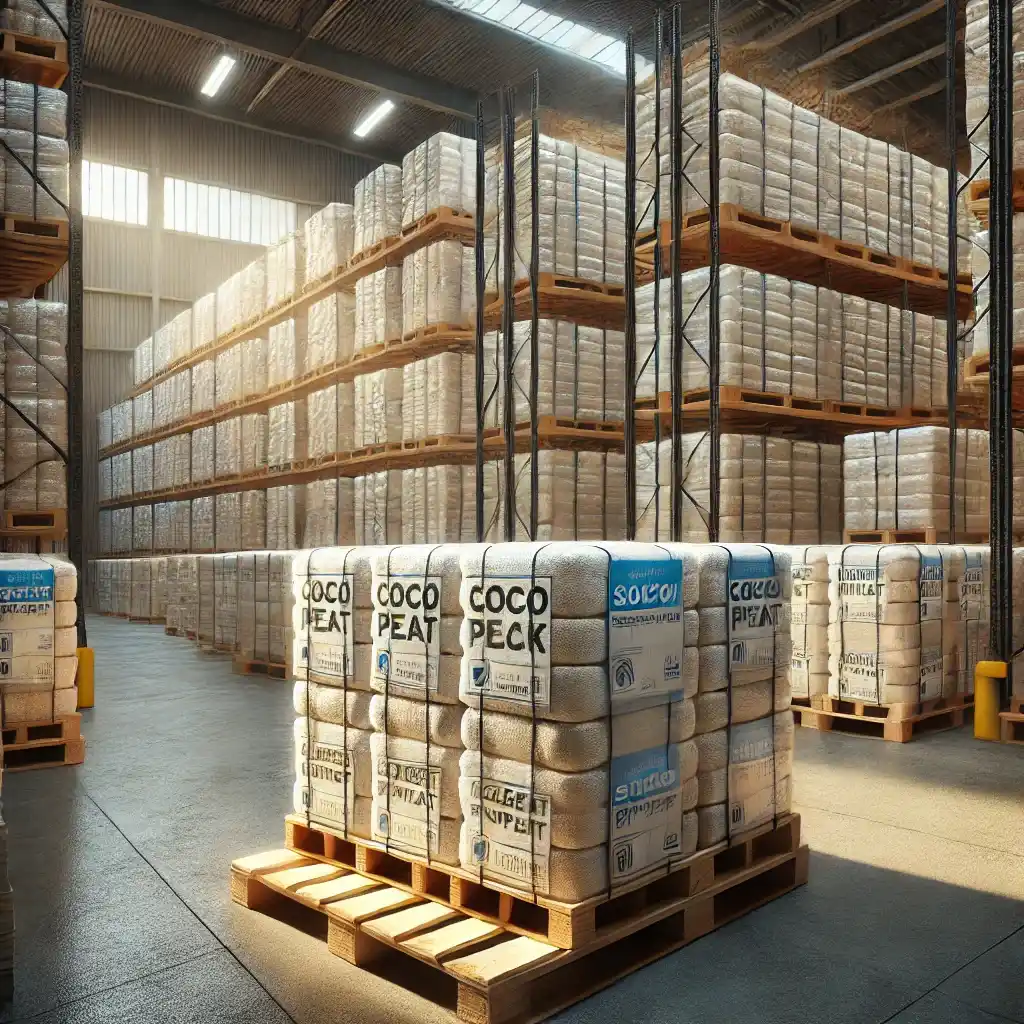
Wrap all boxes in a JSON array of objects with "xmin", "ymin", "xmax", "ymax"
[
  {"xmin": 191, "ymin": 425, "xmax": 215, "ymax": 484},
  {"xmin": 354, "ymin": 369, "xmax": 403, "ymax": 447},
  {"xmin": 306, "ymin": 384, "xmax": 355, "ymax": 461},
  {"xmin": 0, "ymin": 83, "xmax": 68, "ymax": 219},
  {"xmin": 98, "ymin": 510, "xmax": 112, "ymax": 555},
  {"xmin": 111, "ymin": 509, "xmax": 130, "ymax": 554},
  {"xmin": 964, "ymin": 0, "xmax": 1024, "ymax": 175},
  {"xmin": 189, "ymin": 359, "xmax": 214, "ymax": 415},
  {"xmin": 237, "ymin": 552, "xmax": 272, "ymax": 663},
  {"xmin": 968, "ymin": 216, "xmax": 1024, "ymax": 359},
  {"xmin": 354, "ymin": 267, "xmax": 402, "ymax": 352},
  {"xmin": 98, "ymin": 458, "xmax": 112, "ymax": 503},
  {"xmin": 191, "ymin": 496, "xmax": 215, "ymax": 552},
  {"xmin": 151, "ymin": 443, "xmax": 171, "ymax": 492},
  {"xmin": 269, "ymin": 319, "xmax": 305, "ymax": 388},
  {"xmin": 304, "ymin": 203, "xmax": 354, "ymax": 284},
  {"xmin": 0, "ymin": 0, "xmax": 68, "ymax": 39},
  {"xmin": 401, "ymin": 352, "xmax": 475, "ymax": 441},
  {"xmin": 164, "ymin": 555, "xmax": 183, "ymax": 634},
  {"xmin": 215, "ymin": 492, "xmax": 241, "ymax": 552},
  {"xmin": 134, "ymin": 336, "xmax": 153, "ymax": 389},
  {"xmin": 827, "ymin": 545, "xmax": 967, "ymax": 705},
  {"xmin": 196, "ymin": 555, "xmax": 216, "ymax": 648},
  {"xmin": 168, "ymin": 310, "xmax": 191, "ymax": 365},
  {"xmin": 153, "ymin": 323, "xmax": 171, "ymax": 377},
  {"xmin": 171, "ymin": 435, "xmax": 191, "ymax": 489},
  {"xmin": 290, "ymin": 546, "xmax": 375, "ymax": 836},
  {"xmin": 92, "ymin": 559, "xmax": 111, "ymax": 614},
  {"xmin": 241, "ymin": 257, "xmax": 267, "ymax": 326},
  {"xmin": 268, "ymin": 401, "xmax": 307, "ymax": 470},
  {"xmin": 151, "ymin": 556, "xmax": 168, "ymax": 620},
  {"xmin": 457, "ymin": 542, "xmax": 699, "ymax": 901},
  {"xmin": 240, "ymin": 336, "xmax": 268, "ymax": 399},
  {"xmin": 170, "ymin": 369, "xmax": 191, "ymax": 426},
  {"xmin": 636, "ymin": 69, "xmax": 965, "ymax": 273},
  {"xmin": 215, "ymin": 417, "xmax": 241, "ymax": 480},
  {"xmin": 132, "ymin": 445, "xmax": 153, "ymax": 496},
  {"xmin": 401, "ymin": 240, "xmax": 474, "ymax": 337},
  {"xmin": 192, "ymin": 293, "xmax": 216, "ymax": 353},
  {"xmin": 354, "ymin": 163, "xmax": 402, "ymax": 250},
  {"xmin": 354, "ymin": 471, "xmax": 402, "ymax": 545},
  {"xmin": 304, "ymin": 479, "xmax": 356, "ymax": 547},
  {"xmin": 215, "ymin": 343, "xmax": 242, "ymax": 408},
  {"xmin": 0, "ymin": 555, "xmax": 79, "ymax": 726},
  {"xmin": 266, "ymin": 230, "xmax": 305, "ymax": 310},
  {"xmin": 132, "ymin": 391, "xmax": 152, "ymax": 440},
  {"xmin": 842, "ymin": 428, "xmax": 1002, "ymax": 534},
  {"xmin": 132, "ymin": 504, "xmax": 153, "ymax": 553},
  {"xmin": 216, "ymin": 270, "xmax": 243, "ymax": 339},
  {"xmin": 113, "ymin": 558, "xmax": 131, "ymax": 614},
  {"xmin": 636, "ymin": 435, "xmax": 841, "ymax": 544},
  {"xmin": 110, "ymin": 399, "xmax": 133, "ymax": 446},
  {"xmin": 110, "ymin": 452, "xmax": 131, "ymax": 499},
  {"xmin": 241, "ymin": 490, "xmax": 267, "ymax": 550},
  {"xmin": 97, "ymin": 408, "xmax": 112, "ymax": 451},
  {"xmin": 483, "ymin": 320, "xmax": 625, "ymax": 423},
  {"xmin": 483, "ymin": 451, "xmax": 627, "ymax": 542},
  {"xmin": 5, "ymin": 397, "xmax": 67, "ymax": 510},
  {"xmin": 401, "ymin": 132, "xmax": 476, "ymax": 227},
  {"xmin": 400, "ymin": 466, "xmax": 479, "ymax": 545},
  {"xmin": 240, "ymin": 413, "xmax": 268, "ymax": 474},
  {"xmin": 485, "ymin": 136, "xmax": 625, "ymax": 289},
  {"xmin": 153, "ymin": 503, "xmax": 172, "ymax": 551},
  {"xmin": 691, "ymin": 544, "xmax": 793, "ymax": 851},
  {"xmin": 214, "ymin": 554, "xmax": 238, "ymax": 650},
  {"xmin": 267, "ymin": 486, "xmax": 303, "ymax": 549},
  {"xmin": 770, "ymin": 546, "xmax": 830, "ymax": 701},
  {"xmin": 170, "ymin": 500, "xmax": 191, "ymax": 551},
  {"xmin": 367, "ymin": 545, "xmax": 466, "ymax": 862},
  {"xmin": 130, "ymin": 557, "xmax": 156, "ymax": 620},
  {"xmin": 306, "ymin": 294, "xmax": 355, "ymax": 373}
]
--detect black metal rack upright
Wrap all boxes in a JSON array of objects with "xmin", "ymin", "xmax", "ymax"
[{"xmin": 988, "ymin": 0, "xmax": 1014, "ymax": 699}]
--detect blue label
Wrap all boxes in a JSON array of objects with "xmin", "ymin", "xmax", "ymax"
[
  {"xmin": 920, "ymin": 553, "xmax": 943, "ymax": 580},
  {"xmin": 0, "ymin": 567, "xmax": 54, "ymax": 603},
  {"xmin": 609, "ymin": 558, "xmax": 682, "ymax": 612},
  {"xmin": 727, "ymin": 552, "xmax": 776, "ymax": 582},
  {"xmin": 610, "ymin": 745, "xmax": 680, "ymax": 807}
]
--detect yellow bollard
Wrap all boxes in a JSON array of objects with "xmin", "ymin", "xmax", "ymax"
[
  {"xmin": 974, "ymin": 660, "xmax": 1006, "ymax": 741},
  {"xmin": 76, "ymin": 646, "xmax": 95, "ymax": 710}
]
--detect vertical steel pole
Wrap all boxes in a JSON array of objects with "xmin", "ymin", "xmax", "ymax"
[
  {"xmin": 67, "ymin": 0, "xmax": 86, "ymax": 645},
  {"xmin": 500, "ymin": 86, "xmax": 517, "ymax": 542},
  {"xmin": 989, "ymin": 0, "xmax": 1013, "ymax": 694},
  {"xmin": 669, "ymin": 5, "xmax": 684, "ymax": 543},
  {"xmin": 625, "ymin": 31, "xmax": 638, "ymax": 540},
  {"xmin": 529, "ymin": 73, "xmax": 540, "ymax": 540},
  {"xmin": 945, "ymin": 0, "xmax": 958, "ymax": 543},
  {"xmin": 475, "ymin": 99, "xmax": 486, "ymax": 543},
  {"xmin": 708, "ymin": 0, "xmax": 722, "ymax": 544}
]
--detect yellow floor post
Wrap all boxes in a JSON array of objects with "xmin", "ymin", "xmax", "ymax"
[
  {"xmin": 77, "ymin": 646, "xmax": 95, "ymax": 710},
  {"xmin": 974, "ymin": 660, "xmax": 1006, "ymax": 741}
]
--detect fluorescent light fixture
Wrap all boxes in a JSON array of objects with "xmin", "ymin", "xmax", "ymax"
[
  {"xmin": 200, "ymin": 54, "xmax": 236, "ymax": 98},
  {"xmin": 353, "ymin": 98, "xmax": 395, "ymax": 138}
]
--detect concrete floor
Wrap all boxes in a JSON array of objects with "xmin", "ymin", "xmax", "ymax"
[{"xmin": 3, "ymin": 615, "xmax": 1024, "ymax": 1024}]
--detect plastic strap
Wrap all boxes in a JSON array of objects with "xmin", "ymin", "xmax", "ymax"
[
  {"xmin": 476, "ymin": 543, "xmax": 491, "ymax": 884},
  {"xmin": 527, "ymin": 543, "xmax": 550, "ymax": 898}
]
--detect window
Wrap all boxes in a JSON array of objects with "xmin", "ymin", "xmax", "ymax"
[
  {"xmin": 82, "ymin": 160, "xmax": 149, "ymax": 225},
  {"xmin": 442, "ymin": 0, "xmax": 651, "ymax": 77},
  {"xmin": 163, "ymin": 177, "xmax": 297, "ymax": 245}
]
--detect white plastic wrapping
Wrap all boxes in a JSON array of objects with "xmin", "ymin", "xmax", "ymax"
[
  {"xmin": 304, "ymin": 202, "xmax": 355, "ymax": 283},
  {"xmin": 241, "ymin": 336, "xmax": 268, "ymax": 399},
  {"xmin": 240, "ymin": 412, "xmax": 268, "ymax": 474},
  {"xmin": 268, "ymin": 318, "xmax": 305, "ymax": 388},
  {"xmin": 354, "ymin": 368, "xmax": 403, "ymax": 447},
  {"xmin": 303, "ymin": 479, "xmax": 356, "ymax": 546},
  {"xmin": 215, "ymin": 417, "xmax": 241, "ymax": 479},
  {"xmin": 132, "ymin": 444, "xmax": 153, "ymax": 495},
  {"xmin": 305, "ymin": 293, "xmax": 355, "ymax": 372},
  {"xmin": 134, "ymin": 337, "xmax": 153, "ymax": 388},
  {"xmin": 0, "ymin": 0, "xmax": 69, "ymax": 40},
  {"xmin": 266, "ymin": 230, "xmax": 305, "ymax": 310},
  {"xmin": 191, "ymin": 425, "xmax": 215, "ymax": 484},
  {"xmin": 402, "ymin": 352, "xmax": 475, "ymax": 440},
  {"xmin": 266, "ymin": 486, "xmax": 302, "ymax": 549},
  {"xmin": 354, "ymin": 268, "xmax": 402, "ymax": 351},
  {"xmin": 268, "ymin": 401, "xmax": 307, "ymax": 469},
  {"xmin": 401, "ymin": 240, "xmax": 475, "ymax": 336},
  {"xmin": 191, "ymin": 496, "xmax": 214, "ymax": 551},
  {"xmin": 354, "ymin": 163, "xmax": 403, "ymax": 250},
  {"xmin": 215, "ymin": 343, "xmax": 242, "ymax": 408},
  {"xmin": 401, "ymin": 132, "xmax": 477, "ymax": 226},
  {"xmin": 306, "ymin": 383, "xmax": 354, "ymax": 460},
  {"xmin": 132, "ymin": 391, "xmax": 153, "ymax": 440},
  {"xmin": 354, "ymin": 470, "xmax": 403, "ymax": 544}
]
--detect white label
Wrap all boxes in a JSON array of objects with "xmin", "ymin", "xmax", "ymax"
[
  {"xmin": 298, "ymin": 737, "xmax": 355, "ymax": 829},
  {"xmin": 460, "ymin": 775, "xmax": 551, "ymax": 892},
  {"xmin": 373, "ymin": 756, "xmax": 442, "ymax": 858},
  {"xmin": 791, "ymin": 657, "xmax": 810, "ymax": 698},
  {"xmin": 837, "ymin": 566, "xmax": 881, "ymax": 621},
  {"xmin": 728, "ymin": 555, "xmax": 784, "ymax": 671},
  {"xmin": 372, "ymin": 573, "xmax": 441, "ymax": 695},
  {"xmin": 960, "ymin": 563, "xmax": 984, "ymax": 622},
  {"xmin": 608, "ymin": 557, "xmax": 683, "ymax": 704},
  {"xmin": 919, "ymin": 647, "xmax": 942, "ymax": 700},
  {"xmin": 461, "ymin": 575, "xmax": 551, "ymax": 709},
  {"xmin": 729, "ymin": 717, "xmax": 785, "ymax": 832},
  {"xmin": 0, "ymin": 565, "xmax": 55, "ymax": 627},
  {"xmin": 295, "ymin": 573, "xmax": 355, "ymax": 681},
  {"xmin": 610, "ymin": 743, "xmax": 681, "ymax": 882},
  {"xmin": 919, "ymin": 555, "xmax": 943, "ymax": 622},
  {"xmin": 838, "ymin": 652, "xmax": 883, "ymax": 701}
]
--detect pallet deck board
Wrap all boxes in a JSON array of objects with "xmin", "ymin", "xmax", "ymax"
[
  {"xmin": 483, "ymin": 275, "xmax": 626, "ymax": 331},
  {"xmin": 0, "ymin": 213, "xmax": 68, "ymax": 296},
  {"xmin": 232, "ymin": 819, "xmax": 808, "ymax": 1024},
  {"xmin": 2, "ymin": 713, "xmax": 85, "ymax": 771},
  {"xmin": 0, "ymin": 30, "xmax": 68, "ymax": 87},
  {"xmin": 999, "ymin": 711, "xmax": 1024, "ymax": 746},
  {"xmin": 795, "ymin": 694, "xmax": 967, "ymax": 742},
  {"xmin": 635, "ymin": 205, "xmax": 970, "ymax": 320}
]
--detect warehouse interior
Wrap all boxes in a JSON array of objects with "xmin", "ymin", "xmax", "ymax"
[{"xmin": 1, "ymin": 0, "xmax": 1023, "ymax": 1022}]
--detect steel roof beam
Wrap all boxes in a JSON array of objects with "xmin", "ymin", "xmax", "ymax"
[
  {"xmin": 83, "ymin": 68, "xmax": 401, "ymax": 163},
  {"xmin": 746, "ymin": 0, "xmax": 866, "ymax": 49},
  {"xmin": 89, "ymin": 0, "xmax": 477, "ymax": 117},
  {"xmin": 834, "ymin": 42, "xmax": 946, "ymax": 96}
]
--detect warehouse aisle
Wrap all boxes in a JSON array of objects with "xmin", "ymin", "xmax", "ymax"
[{"xmin": 3, "ymin": 617, "xmax": 1024, "ymax": 1024}]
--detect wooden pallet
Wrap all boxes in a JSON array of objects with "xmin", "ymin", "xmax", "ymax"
[
  {"xmin": 232, "ymin": 657, "xmax": 287, "ymax": 680},
  {"xmin": 635, "ymin": 387, "xmax": 943, "ymax": 441},
  {"xmin": 843, "ymin": 529, "xmax": 993, "ymax": 545},
  {"xmin": 2, "ymin": 712, "xmax": 85, "ymax": 771},
  {"xmin": 0, "ymin": 211, "xmax": 68, "ymax": 296},
  {"xmin": 963, "ymin": 346, "xmax": 1024, "ymax": 385},
  {"xmin": 999, "ymin": 711, "xmax": 1024, "ymax": 745},
  {"xmin": 794, "ymin": 693, "xmax": 967, "ymax": 742},
  {"xmin": 966, "ymin": 171, "xmax": 1024, "ymax": 229},
  {"xmin": 285, "ymin": 813, "xmax": 800, "ymax": 950},
  {"xmin": 0, "ymin": 29, "xmax": 68, "ymax": 87},
  {"xmin": 233, "ymin": 830, "xmax": 807, "ymax": 1024},
  {"xmin": 1010, "ymin": 697, "xmax": 1024, "ymax": 715},
  {"xmin": 482, "ymin": 416, "xmax": 625, "ymax": 455},
  {"xmin": 635, "ymin": 204, "xmax": 971, "ymax": 320},
  {"xmin": 0, "ymin": 507, "xmax": 66, "ymax": 538},
  {"xmin": 484, "ymin": 274, "xmax": 626, "ymax": 331}
]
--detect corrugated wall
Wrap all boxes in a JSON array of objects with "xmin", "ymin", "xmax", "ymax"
[{"xmin": 81, "ymin": 87, "xmax": 375, "ymax": 592}]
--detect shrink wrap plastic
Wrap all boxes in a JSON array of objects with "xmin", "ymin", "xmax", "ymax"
[
  {"xmin": 354, "ymin": 368, "xmax": 403, "ymax": 447},
  {"xmin": 354, "ymin": 163, "xmax": 402, "ymax": 250},
  {"xmin": 354, "ymin": 268, "xmax": 402, "ymax": 351},
  {"xmin": 304, "ymin": 202, "xmax": 354, "ymax": 283},
  {"xmin": 402, "ymin": 352, "xmax": 475, "ymax": 440},
  {"xmin": 134, "ymin": 337, "xmax": 153, "ymax": 388},
  {"xmin": 401, "ymin": 240, "xmax": 475, "ymax": 336},
  {"xmin": 306, "ymin": 383, "xmax": 354, "ymax": 460},
  {"xmin": 268, "ymin": 401, "xmax": 306, "ymax": 469},
  {"xmin": 306, "ymin": 293, "xmax": 354, "ymax": 372},
  {"xmin": 1, "ymin": 0, "xmax": 68, "ymax": 40},
  {"xmin": 269, "ymin": 318, "xmax": 305, "ymax": 388},
  {"xmin": 266, "ymin": 231, "xmax": 305, "ymax": 309},
  {"xmin": 401, "ymin": 132, "xmax": 476, "ymax": 226}
]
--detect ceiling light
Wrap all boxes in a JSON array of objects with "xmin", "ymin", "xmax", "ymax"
[
  {"xmin": 200, "ymin": 55, "xmax": 236, "ymax": 98},
  {"xmin": 353, "ymin": 98, "xmax": 395, "ymax": 138}
]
